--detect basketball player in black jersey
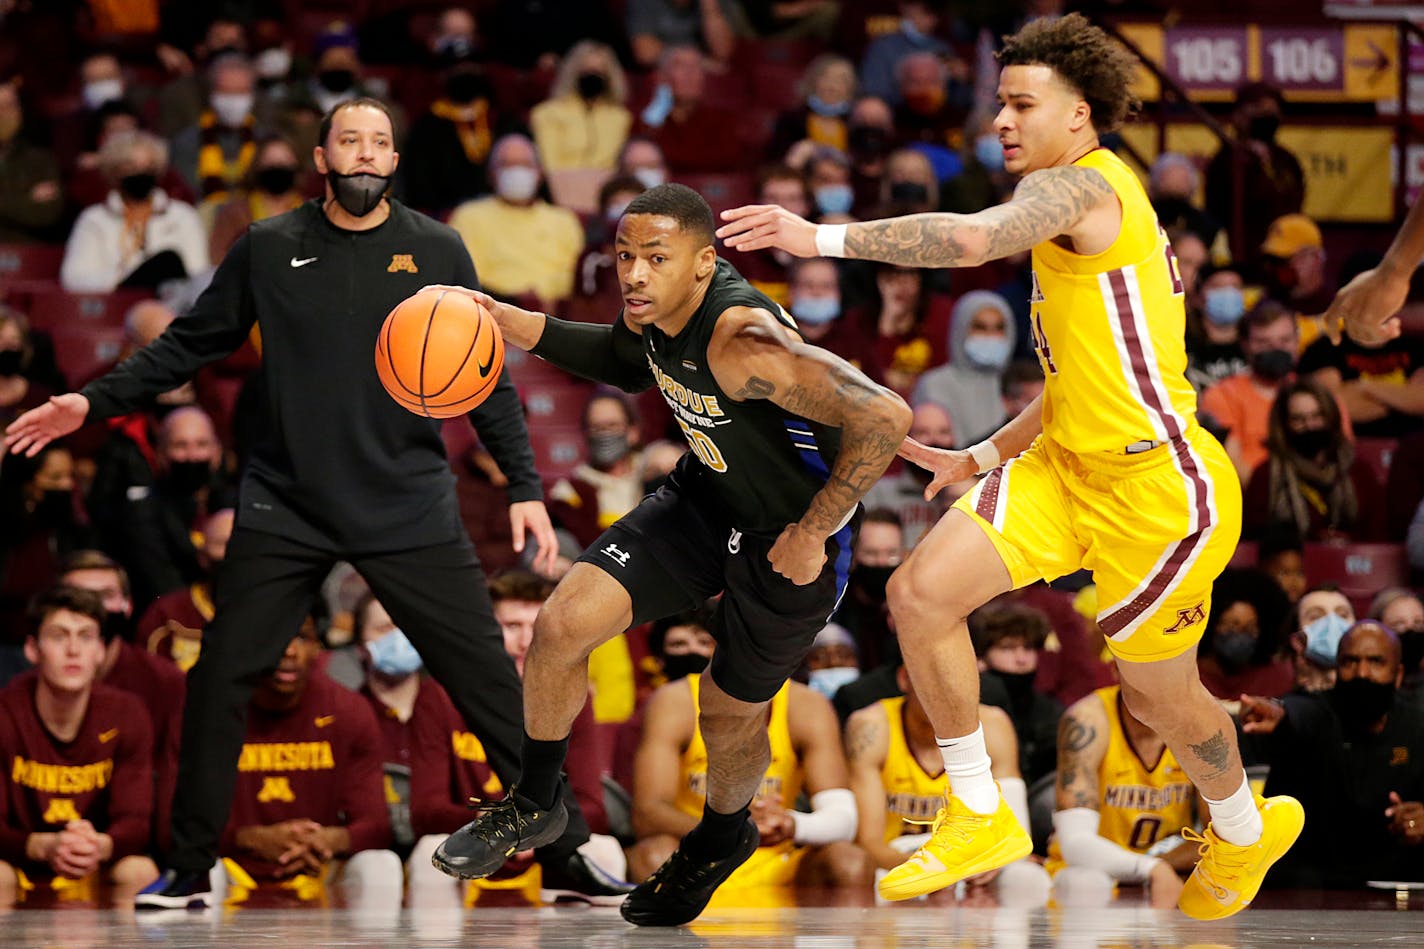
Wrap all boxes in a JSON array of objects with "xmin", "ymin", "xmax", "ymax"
[{"xmin": 422, "ymin": 184, "xmax": 911, "ymax": 925}]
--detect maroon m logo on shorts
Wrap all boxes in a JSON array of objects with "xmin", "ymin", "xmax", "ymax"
[{"xmin": 1164, "ymin": 603, "xmax": 1206, "ymax": 634}]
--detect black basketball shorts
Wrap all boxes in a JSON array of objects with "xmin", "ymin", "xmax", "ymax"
[{"xmin": 575, "ymin": 481, "xmax": 860, "ymax": 704}]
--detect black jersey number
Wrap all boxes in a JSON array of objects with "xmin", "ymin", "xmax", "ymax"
[{"xmin": 676, "ymin": 419, "xmax": 728, "ymax": 473}]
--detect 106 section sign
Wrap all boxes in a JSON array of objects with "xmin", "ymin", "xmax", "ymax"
[{"xmin": 1118, "ymin": 22, "xmax": 1399, "ymax": 102}]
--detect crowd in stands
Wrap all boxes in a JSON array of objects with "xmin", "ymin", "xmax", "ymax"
[{"xmin": 0, "ymin": 0, "xmax": 1421, "ymax": 908}]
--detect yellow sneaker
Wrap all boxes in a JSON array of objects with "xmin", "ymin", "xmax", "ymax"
[
  {"xmin": 876, "ymin": 791, "xmax": 1032, "ymax": 901},
  {"xmin": 1178, "ymin": 794, "xmax": 1304, "ymax": 920}
]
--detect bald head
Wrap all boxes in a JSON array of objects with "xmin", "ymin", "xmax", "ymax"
[
  {"xmin": 910, "ymin": 401, "xmax": 955, "ymax": 449},
  {"xmin": 159, "ymin": 406, "xmax": 220, "ymax": 465},
  {"xmin": 1337, "ymin": 621, "xmax": 1402, "ymax": 685},
  {"xmin": 124, "ymin": 300, "xmax": 176, "ymax": 347}
]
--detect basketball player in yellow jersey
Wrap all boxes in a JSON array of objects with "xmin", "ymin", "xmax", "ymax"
[
  {"xmin": 627, "ymin": 671, "xmax": 867, "ymax": 891},
  {"xmin": 719, "ymin": 13, "xmax": 1302, "ymax": 919},
  {"xmin": 1047, "ymin": 685, "xmax": 1201, "ymax": 907},
  {"xmin": 846, "ymin": 666, "xmax": 1047, "ymax": 899}
]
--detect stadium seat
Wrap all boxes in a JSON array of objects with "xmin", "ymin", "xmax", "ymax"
[
  {"xmin": 1229, "ymin": 541, "xmax": 1259, "ymax": 569},
  {"xmin": 1302, "ymin": 542, "xmax": 1409, "ymax": 601},
  {"xmin": 0, "ymin": 244, "xmax": 63, "ymax": 282},
  {"xmin": 1353, "ymin": 437, "xmax": 1397, "ymax": 488},
  {"xmin": 44, "ymin": 322, "xmax": 127, "ymax": 387},
  {"xmin": 674, "ymin": 172, "xmax": 755, "ymax": 215},
  {"xmin": 519, "ymin": 379, "xmax": 594, "ymax": 425},
  {"xmin": 528, "ymin": 422, "xmax": 585, "ymax": 479},
  {"xmin": 24, "ymin": 288, "xmax": 152, "ymax": 331}
]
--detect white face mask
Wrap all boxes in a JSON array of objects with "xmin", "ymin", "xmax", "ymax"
[
  {"xmin": 632, "ymin": 167, "xmax": 666, "ymax": 190},
  {"xmin": 83, "ymin": 78, "xmax": 124, "ymax": 111},
  {"xmin": 496, "ymin": 165, "xmax": 540, "ymax": 202},
  {"xmin": 211, "ymin": 92, "xmax": 254, "ymax": 127},
  {"xmin": 254, "ymin": 47, "xmax": 292, "ymax": 80}
]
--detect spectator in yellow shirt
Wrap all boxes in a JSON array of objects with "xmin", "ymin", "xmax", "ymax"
[
  {"xmin": 530, "ymin": 41, "xmax": 632, "ymax": 173},
  {"xmin": 448, "ymin": 134, "xmax": 585, "ymax": 308}
]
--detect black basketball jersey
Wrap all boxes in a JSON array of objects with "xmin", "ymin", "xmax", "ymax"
[{"xmin": 642, "ymin": 258, "xmax": 844, "ymax": 536}]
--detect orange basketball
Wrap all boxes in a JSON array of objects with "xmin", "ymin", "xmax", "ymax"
[{"xmin": 376, "ymin": 289, "xmax": 505, "ymax": 418}]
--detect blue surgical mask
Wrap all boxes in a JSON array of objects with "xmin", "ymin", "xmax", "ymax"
[
  {"xmin": 368, "ymin": 628, "xmax": 423, "ymax": 677},
  {"xmin": 964, "ymin": 334, "xmax": 1011, "ymax": 370},
  {"xmin": 792, "ymin": 295, "xmax": 840, "ymax": 326},
  {"xmin": 807, "ymin": 95, "xmax": 850, "ymax": 118},
  {"xmin": 814, "ymin": 184, "xmax": 854, "ymax": 216},
  {"xmin": 1203, "ymin": 286, "xmax": 1246, "ymax": 326},
  {"xmin": 1303, "ymin": 613, "xmax": 1352, "ymax": 668},
  {"xmin": 808, "ymin": 666, "xmax": 860, "ymax": 700},
  {"xmin": 974, "ymin": 134, "xmax": 1004, "ymax": 171}
]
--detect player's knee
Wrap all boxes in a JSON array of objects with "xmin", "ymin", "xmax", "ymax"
[
  {"xmin": 886, "ymin": 562, "xmax": 969, "ymax": 626},
  {"xmin": 110, "ymin": 855, "xmax": 159, "ymax": 889},
  {"xmin": 531, "ymin": 605, "xmax": 596, "ymax": 661}
]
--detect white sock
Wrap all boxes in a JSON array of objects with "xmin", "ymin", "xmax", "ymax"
[
  {"xmin": 1204, "ymin": 774, "xmax": 1262, "ymax": 846},
  {"xmin": 937, "ymin": 726, "xmax": 999, "ymax": 815}
]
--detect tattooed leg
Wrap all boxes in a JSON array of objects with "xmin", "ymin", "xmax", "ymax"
[{"xmin": 1116, "ymin": 649, "xmax": 1245, "ymax": 799}]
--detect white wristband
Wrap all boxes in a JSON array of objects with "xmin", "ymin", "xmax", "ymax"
[
  {"xmin": 968, "ymin": 440, "xmax": 1001, "ymax": 474},
  {"xmin": 814, "ymin": 223, "xmax": 847, "ymax": 258}
]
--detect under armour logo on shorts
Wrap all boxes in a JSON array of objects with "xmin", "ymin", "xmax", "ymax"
[
  {"xmin": 601, "ymin": 543, "xmax": 631, "ymax": 566},
  {"xmin": 728, "ymin": 529, "xmax": 742, "ymax": 554}
]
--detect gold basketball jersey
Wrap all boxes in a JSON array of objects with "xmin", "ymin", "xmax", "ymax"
[
  {"xmin": 674, "ymin": 675, "xmax": 801, "ymax": 819},
  {"xmin": 1091, "ymin": 685, "xmax": 1194, "ymax": 852},
  {"xmin": 1029, "ymin": 148, "xmax": 1199, "ymax": 454},
  {"xmin": 878, "ymin": 695, "xmax": 948, "ymax": 843}
]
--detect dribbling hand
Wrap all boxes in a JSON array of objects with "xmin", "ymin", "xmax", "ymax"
[
  {"xmin": 3, "ymin": 393, "xmax": 90, "ymax": 457},
  {"xmin": 715, "ymin": 205, "xmax": 820, "ymax": 257},
  {"xmin": 419, "ymin": 284, "xmax": 545, "ymax": 351},
  {"xmin": 897, "ymin": 437, "xmax": 978, "ymax": 501}
]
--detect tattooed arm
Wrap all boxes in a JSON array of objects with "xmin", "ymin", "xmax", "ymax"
[
  {"xmin": 716, "ymin": 165, "xmax": 1118, "ymax": 268},
  {"xmin": 844, "ymin": 704, "xmax": 904, "ymax": 870},
  {"xmin": 1055, "ymin": 695, "xmax": 1108, "ymax": 813},
  {"xmin": 709, "ymin": 307, "xmax": 912, "ymax": 584}
]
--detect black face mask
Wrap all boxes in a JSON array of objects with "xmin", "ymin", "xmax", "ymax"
[
  {"xmin": 847, "ymin": 125, "xmax": 888, "ymax": 162},
  {"xmin": 328, "ymin": 170, "xmax": 391, "ymax": 217},
  {"xmin": 1332, "ymin": 676, "xmax": 1395, "ymax": 730},
  {"xmin": 1250, "ymin": 348, "xmax": 1294, "ymax": 382},
  {"xmin": 1247, "ymin": 113, "xmax": 1281, "ymax": 144},
  {"xmin": 888, "ymin": 181, "xmax": 930, "ymax": 208},
  {"xmin": 851, "ymin": 564, "xmax": 895, "ymax": 602},
  {"xmin": 997, "ymin": 669, "xmax": 1037, "ymax": 708},
  {"xmin": 119, "ymin": 171, "xmax": 157, "ymax": 201},
  {"xmin": 661, "ymin": 652, "xmax": 710, "ymax": 682},
  {"xmin": 254, "ymin": 165, "xmax": 297, "ymax": 196},
  {"xmin": 164, "ymin": 459, "xmax": 211, "ymax": 494},
  {"xmin": 1151, "ymin": 196, "xmax": 1193, "ymax": 228},
  {"xmin": 104, "ymin": 610, "xmax": 132, "ymax": 644},
  {"xmin": 1213, "ymin": 630, "xmax": 1257, "ymax": 672},
  {"xmin": 1399, "ymin": 629, "xmax": 1424, "ymax": 672},
  {"xmin": 35, "ymin": 488, "xmax": 72, "ymax": 524},
  {"xmin": 1287, "ymin": 428, "xmax": 1332, "ymax": 459},
  {"xmin": 0, "ymin": 348, "xmax": 21, "ymax": 377},
  {"xmin": 318, "ymin": 69, "xmax": 355, "ymax": 94},
  {"xmin": 576, "ymin": 71, "xmax": 608, "ymax": 100},
  {"xmin": 445, "ymin": 71, "xmax": 489, "ymax": 104}
]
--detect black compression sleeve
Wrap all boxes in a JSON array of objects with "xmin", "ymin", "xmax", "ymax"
[{"xmin": 530, "ymin": 315, "xmax": 654, "ymax": 393}]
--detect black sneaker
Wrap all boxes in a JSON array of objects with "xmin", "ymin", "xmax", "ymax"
[
  {"xmin": 134, "ymin": 868, "xmax": 211, "ymax": 910},
  {"xmin": 540, "ymin": 849, "xmax": 635, "ymax": 906},
  {"xmin": 432, "ymin": 791, "xmax": 569, "ymax": 879},
  {"xmin": 620, "ymin": 817, "xmax": 759, "ymax": 927}
]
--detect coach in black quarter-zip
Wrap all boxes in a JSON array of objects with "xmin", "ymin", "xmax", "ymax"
[{"xmin": 4, "ymin": 98, "xmax": 628, "ymax": 909}]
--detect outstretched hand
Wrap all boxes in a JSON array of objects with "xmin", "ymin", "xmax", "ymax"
[
  {"xmin": 3, "ymin": 393, "xmax": 90, "ymax": 457},
  {"xmin": 715, "ymin": 205, "xmax": 820, "ymax": 257},
  {"xmin": 509, "ymin": 500, "xmax": 559, "ymax": 577},
  {"xmin": 896, "ymin": 437, "xmax": 979, "ymax": 500},
  {"xmin": 1318, "ymin": 265, "xmax": 1407, "ymax": 348},
  {"xmin": 1239, "ymin": 694, "xmax": 1284, "ymax": 734}
]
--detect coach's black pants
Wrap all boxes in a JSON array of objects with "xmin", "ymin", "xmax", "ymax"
[{"xmin": 167, "ymin": 524, "xmax": 589, "ymax": 873}]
